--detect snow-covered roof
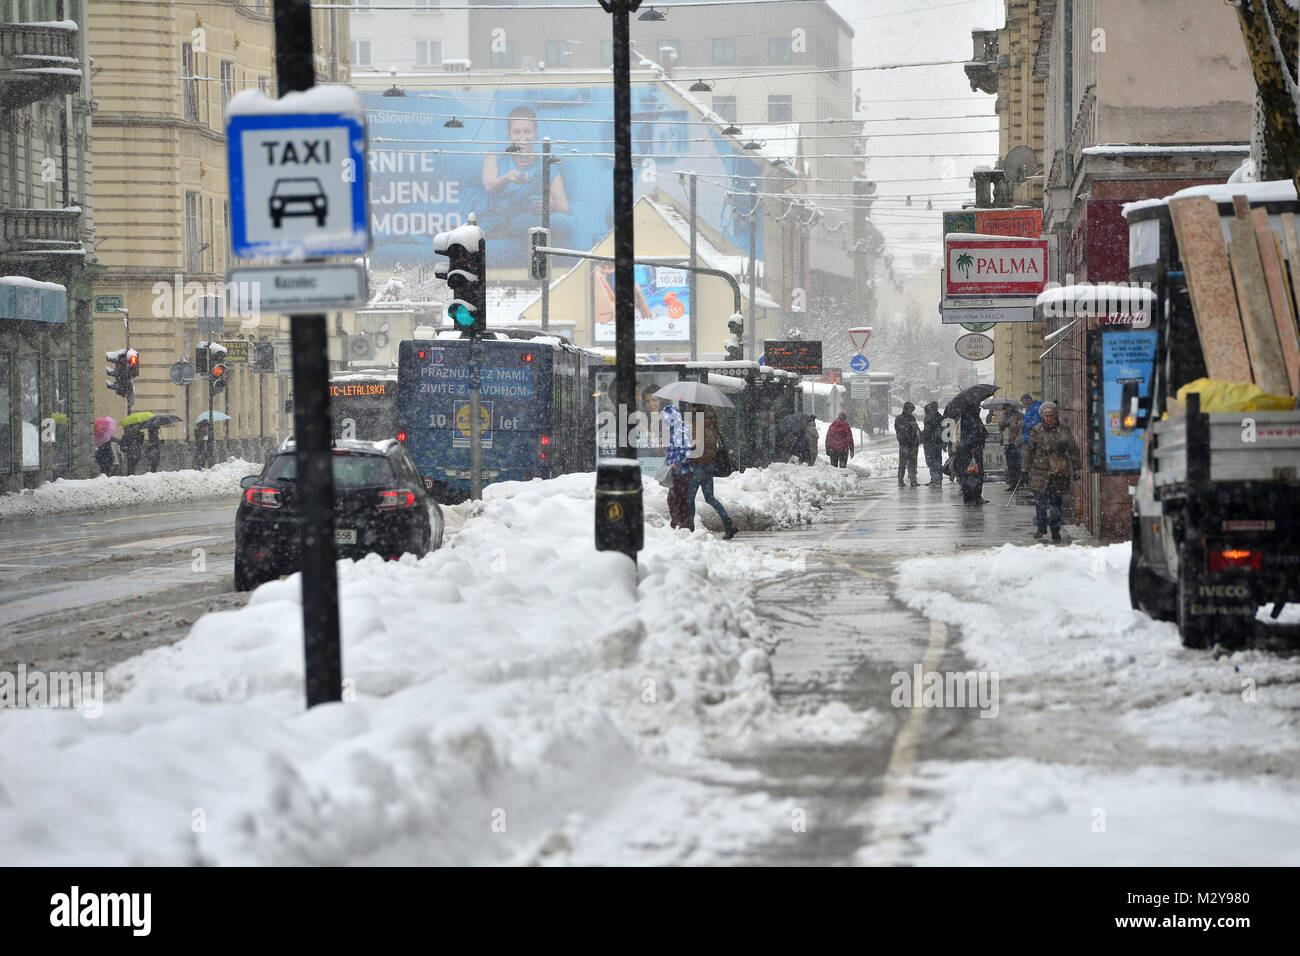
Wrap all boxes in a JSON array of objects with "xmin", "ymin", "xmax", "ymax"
[
  {"xmin": 647, "ymin": 198, "xmax": 779, "ymax": 310},
  {"xmin": 1082, "ymin": 143, "xmax": 1250, "ymax": 156},
  {"xmin": 743, "ymin": 123, "xmax": 803, "ymax": 171},
  {"xmin": 1122, "ymin": 178, "xmax": 1299, "ymax": 218},
  {"xmin": 801, "ymin": 381, "xmax": 846, "ymax": 396},
  {"xmin": 1, "ymin": 275, "xmax": 66, "ymax": 292},
  {"xmin": 945, "ymin": 232, "xmax": 1035, "ymax": 243},
  {"xmin": 331, "ymin": 367, "xmax": 398, "ymax": 382},
  {"xmin": 707, "ymin": 373, "xmax": 746, "ymax": 393}
]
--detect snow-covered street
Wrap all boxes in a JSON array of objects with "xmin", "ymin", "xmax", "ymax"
[{"xmin": 3, "ymin": 444, "xmax": 1297, "ymax": 866}]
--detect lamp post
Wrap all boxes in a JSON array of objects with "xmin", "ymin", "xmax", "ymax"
[{"xmin": 747, "ymin": 182, "xmax": 758, "ymax": 361}]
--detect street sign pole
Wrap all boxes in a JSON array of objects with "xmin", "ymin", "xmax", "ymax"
[
  {"xmin": 274, "ymin": 0, "xmax": 341, "ymax": 710},
  {"xmin": 469, "ymin": 333, "xmax": 483, "ymax": 500}
]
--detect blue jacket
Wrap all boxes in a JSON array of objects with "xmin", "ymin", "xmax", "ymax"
[{"xmin": 1020, "ymin": 401, "xmax": 1042, "ymax": 444}]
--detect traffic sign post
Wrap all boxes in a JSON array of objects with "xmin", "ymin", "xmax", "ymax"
[
  {"xmin": 848, "ymin": 326, "xmax": 872, "ymax": 352},
  {"xmin": 850, "ymin": 354, "xmax": 870, "ymax": 373}
]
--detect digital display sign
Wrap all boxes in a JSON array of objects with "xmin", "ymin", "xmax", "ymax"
[
  {"xmin": 329, "ymin": 382, "xmax": 390, "ymax": 399},
  {"xmin": 765, "ymin": 340, "xmax": 823, "ymax": 374}
]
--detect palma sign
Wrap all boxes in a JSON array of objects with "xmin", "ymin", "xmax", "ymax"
[{"xmin": 945, "ymin": 236, "xmax": 1048, "ymax": 297}]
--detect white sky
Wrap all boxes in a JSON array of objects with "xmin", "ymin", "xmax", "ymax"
[{"xmin": 830, "ymin": 0, "xmax": 1004, "ymax": 277}]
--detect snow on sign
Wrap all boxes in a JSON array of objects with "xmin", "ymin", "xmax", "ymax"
[
  {"xmin": 226, "ymin": 87, "xmax": 369, "ymax": 258},
  {"xmin": 945, "ymin": 235, "xmax": 1048, "ymax": 297},
  {"xmin": 848, "ymin": 326, "xmax": 872, "ymax": 351}
]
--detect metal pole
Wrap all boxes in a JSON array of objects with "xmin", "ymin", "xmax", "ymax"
[
  {"xmin": 747, "ymin": 182, "xmax": 758, "ymax": 360},
  {"xmin": 469, "ymin": 336, "xmax": 483, "ymax": 499},
  {"xmin": 122, "ymin": 310, "xmax": 133, "ymax": 414},
  {"xmin": 541, "ymin": 137, "xmax": 551, "ymax": 332},
  {"xmin": 275, "ymin": 0, "xmax": 342, "ymax": 710},
  {"xmin": 611, "ymin": 1, "xmax": 637, "ymax": 461},
  {"xmin": 688, "ymin": 171, "xmax": 697, "ymax": 361}
]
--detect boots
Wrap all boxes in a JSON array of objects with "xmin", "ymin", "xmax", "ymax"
[{"xmin": 723, "ymin": 519, "xmax": 737, "ymax": 540}]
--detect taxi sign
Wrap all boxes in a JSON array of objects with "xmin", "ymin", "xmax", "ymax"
[{"xmin": 226, "ymin": 89, "xmax": 369, "ymax": 258}]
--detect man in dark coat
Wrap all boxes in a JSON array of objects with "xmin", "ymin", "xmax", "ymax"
[
  {"xmin": 951, "ymin": 410, "xmax": 988, "ymax": 505},
  {"xmin": 776, "ymin": 410, "xmax": 807, "ymax": 463},
  {"xmin": 1024, "ymin": 401, "xmax": 1082, "ymax": 541},
  {"xmin": 999, "ymin": 405, "xmax": 1024, "ymax": 490},
  {"xmin": 120, "ymin": 425, "xmax": 143, "ymax": 476},
  {"xmin": 894, "ymin": 402, "xmax": 920, "ymax": 487},
  {"xmin": 919, "ymin": 401, "xmax": 944, "ymax": 486}
]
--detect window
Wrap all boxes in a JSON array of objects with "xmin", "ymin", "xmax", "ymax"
[
  {"xmin": 768, "ymin": 94, "xmax": 793, "ymax": 123},
  {"xmin": 712, "ymin": 38, "xmax": 735, "ymax": 65},
  {"xmin": 600, "ymin": 39, "xmax": 613, "ymax": 67},
  {"xmin": 258, "ymin": 75, "xmax": 273, "ymax": 95},
  {"xmin": 657, "ymin": 38, "xmax": 681, "ymax": 64},
  {"xmin": 492, "ymin": 40, "xmax": 515, "ymax": 67},
  {"xmin": 220, "ymin": 60, "xmax": 234, "ymax": 105},
  {"xmin": 53, "ymin": 359, "xmax": 68, "ymax": 471},
  {"xmin": 768, "ymin": 36, "xmax": 792, "ymax": 64},
  {"xmin": 415, "ymin": 39, "xmax": 442, "ymax": 67},
  {"xmin": 182, "ymin": 43, "xmax": 199, "ymax": 121},
  {"xmin": 545, "ymin": 40, "xmax": 570, "ymax": 68},
  {"xmin": 713, "ymin": 95, "xmax": 737, "ymax": 123},
  {"xmin": 186, "ymin": 190, "xmax": 200, "ymax": 273},
  {"xmin": 21, "ymin": 358, "xmax": 39, "ymax": 470},
  {"xmin": 350, "ymin": 39, "xmax": 372, "ymax": 67}
]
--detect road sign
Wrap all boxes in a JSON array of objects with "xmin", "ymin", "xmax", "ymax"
[
  {"xmin": 94, "ymin": 294, "xmax": 124, "ymax": 313},
  {"xmin": 228, "ymin": 263, "xmax": 366, "ymax": 313},
  {"xmin": 850, "ymin": 354, "xmax": 870, "ymax": 373},
  {"xmin": 945, "ymin": 236, "xmax": 1048, "ymax": 297},
  {"xmin": 169, "ymin": 360, "xmax": 196, "ymax": 386},
  {"xmin": 273, "ymin": 338, "xmax": 293, "ymax": 376},
  {"xmin": 226, "ymin": 89, "xmax": 369, "ymax": 258},
  {"xmin": 941, "ymin": 305, "xmax": 1035, "ymax": 325},
  {"xmin": 955, "ymin": 332, "xmax": 995, "ymax": 361},
  {"xmin": 220, "ymin": 340, "xmax": 250, "ymax": 364},
  {"xmin": 848, "ymin": 326, "xmax": 872, "ymax": 351},
  {"xmin": 850, "ymin": 376, "xmax": 870, "ymax": 398}
]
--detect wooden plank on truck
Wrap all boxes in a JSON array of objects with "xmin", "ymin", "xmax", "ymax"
[
  {"xmin": 1281, "ymin": 212, "xmax": 1300, "ymax": 331},
  {"xmin": 1226, "ymin": 201, "xmax": 1289, "ymax": 394},
  {"xmin": 1274, "ymin": 232, "xmax": 1298, "ymax": 330},
  {"xmin": 1167, "ymin": 196, "xmax": 1253, "ymax": 383},
  {"xmin": 1249, "ymin": 204, "xmax": 1300, "ymax": 394}
]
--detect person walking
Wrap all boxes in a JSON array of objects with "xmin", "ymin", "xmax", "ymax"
[
  {"xmin": 144, "ymin": 427, "xmax": 163, "ymax": 473},
  {"xmin": 920, "ymin": 401, "xmax": 945, "ymax": 486},
  {"xmin": 661, "ymin": 400, "xmax": 693, "ymax": 530},
  {"xmin": 1000, "ymin": 404, "xmax": 1024, "ymax": 490},
  {"xmin": 193, "ymin": 420, "xmax": 214, "ymax": 470},
  {"xmin": 120, "ymin": 425, "xmax": 143, "ymax": 476},
  {"xmin": 685, "ymin": 402, "xmax": 737, "ymax": 539},
  {"xmin": 950, "ymin": 410, "xmax": 989, "ymax": 505},
  {"xmin": 825, "ymin": 411, "xmax": 854, "ymax": 468},
  {"xmin": 1019, "ymin": 393, "xmax": 1043, "ymax": 445},
  {"xmin": 803, "ymin": 415, "xmax": 819, "ymax": 465},
  {"xmin": 1023, "ymin": 401, "xmax": 1081, "ymax": 541},
  {"xmin": 894, "ymin": 401, "xmax": 920, "ymax": 487}
]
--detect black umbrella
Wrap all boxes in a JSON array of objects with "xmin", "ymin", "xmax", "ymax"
[
  {"xmin": 943, "ymin": 384, "xmax": 999, "ymax": 423},
  {"xmin": 135, "ymin": 413, "xmax": 183, "ymax": 430}
]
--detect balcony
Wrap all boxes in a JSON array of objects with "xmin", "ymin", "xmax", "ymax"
[
  {"xmin": 0, "ymin": 21, "xmax": 82, "ymax": 111},
  {"xmin": 1, "ymin": 207, "xmax": 83, "ymax": 258},
  {"xmin": 964, "ymin": 28, "xmax": 999, "ymax": 94}
]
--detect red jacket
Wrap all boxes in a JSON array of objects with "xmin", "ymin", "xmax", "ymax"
[{"xmin": 825, "ymin": 418, "xmax": 854, "ymax": 453}]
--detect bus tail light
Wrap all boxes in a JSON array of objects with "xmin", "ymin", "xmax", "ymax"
[
  {"xmin": 377, "ymin": 490, "xmax": 416, "ymax": 510},
  {"xmin": 396, "ymin": 430, "xmax": 407, "ymax": 443},
  {"xmin": 1209, "ymin": 548, "xmax": 1263, "ymax": 572},
  {"xmin": 540, "ymin": 433, "xmax": 550, "ymax": 460},
  {"xmin": 522, "ymin": 352, "xmax": 533, "ymax": 362}
]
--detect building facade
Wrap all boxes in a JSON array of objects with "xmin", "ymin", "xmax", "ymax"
[{"xmin": 1, "ymin": 0, "xmax": 92, "ymax": 491}]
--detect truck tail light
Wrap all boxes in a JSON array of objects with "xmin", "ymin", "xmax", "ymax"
[
  {"xmin": 377, "ymin": 490, "xmax": 416, "ymax": 510},
  {"xmin": 1209, "ymin": 548, "xmax": 1263, "ymax": 572},
  {"xmin": 244, "ymin": 487, "xmax": 282, "ymax": 509}
]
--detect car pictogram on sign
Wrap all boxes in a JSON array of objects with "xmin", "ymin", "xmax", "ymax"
[{"xmin": 269, "ymin": 177, "xmax": 328, "ymax": 228}]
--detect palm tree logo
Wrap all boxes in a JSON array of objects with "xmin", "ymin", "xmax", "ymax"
[{"xmin": 955, "ymin": 252, "xmax": 974, "ymax": 280}]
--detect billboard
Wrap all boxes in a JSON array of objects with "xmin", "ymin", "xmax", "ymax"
[
  {"xmin": 1088, "ymin": 329, "xmax": 1158, "ymax": 473},
  {"xmin": 363, "ymin": 87, "xmax": 765, "ymax": 275},
  {"xmin": 943, "ymin": 208, "xmax": 1043, "ymax": 239},
  {"xmin": 593, "ymin": 264, "xmax": 690, "ymax": 343}
]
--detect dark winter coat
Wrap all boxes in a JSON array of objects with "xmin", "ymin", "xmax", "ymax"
[
  {"xmin": 894, "ymin": 411, "xmax": 920, "ymax": 449},
  {"xmin": 920, "ymin": 408, "xmax": 944, "ymax": 448},
  {"xmin": 1024, "ymin": 418, "xmax": 1082, "ymax": 493},
  {"xmin": 999, "ymin": 408, "xmax": 1023, "ymax": 446},
  {"xmin": 825, "ymin": 418, "xmax": 854, "ymax": 453}
]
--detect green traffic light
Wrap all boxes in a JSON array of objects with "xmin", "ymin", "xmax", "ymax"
[{"xmin": 449, "ymin": 303, "xmax": 475, "ymax": 328}]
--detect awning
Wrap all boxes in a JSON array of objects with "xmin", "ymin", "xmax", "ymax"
[{"xmin": 0, "ymin": 276, "xmax": 67, "ymax": 324}]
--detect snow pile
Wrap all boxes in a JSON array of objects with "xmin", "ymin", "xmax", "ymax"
[
  {"xmin": 0, "ymin": 459, "xmax": 262, "ymax": 521},
  {"xmin": 0, "ymin": 460, "xmax": 870, "ymax": 866}
]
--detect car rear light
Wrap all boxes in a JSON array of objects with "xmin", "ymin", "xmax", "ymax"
[
  {"xmin": 1209, "ymin": 548, "xmax": 1263, "ymax": 572},
  {"xmin": 377, "ymin": 490, "xmax": 416, "ymax": 510},
  {"xmin": 244, "ymin": 487, "xmax": 282, "ymax": 509}
]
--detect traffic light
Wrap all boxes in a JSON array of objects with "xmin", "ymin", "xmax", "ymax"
[
  {"xmin": 127, "ymin": 348, "xmax": 139, "ymax": 379},
  {"xmin": 725, "ymin": 313, "xmax": 744, "ymax": 361},
  {"xmin": 195, "ymin": 344, "xmax": 210, "ymax": 375},
  {"xmin": 433, "ymin": 220, "xmax": 487, "ymax": 337},
  {"xmin": 529, "ymin": 226, "xmax": 549, "ymax": 281},
  {"xmin": 105, "ymin": 348, "xmax": 133, "ymax": 398},
  {"xmin": 210, "ymin": 362, "xmax": 228, "ymax": 394}
]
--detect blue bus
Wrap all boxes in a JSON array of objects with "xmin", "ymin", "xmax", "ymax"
[{"xmin": 396, "ymin": 336, "xmax": 600, "ymax": 502}]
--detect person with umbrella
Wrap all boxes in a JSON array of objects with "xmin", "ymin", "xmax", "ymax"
[
  {"xmin": 1024, "ymin": 401, "xmax": 1081, "ymax": 541},
  {"xmin": 684, "ymin": 401, "xmax": 737, "ymax": 539},
  {"xmin": 943, "ymin": 384, "xmax": 1000, "ymax": 504},
  {"xmin": 94, "ymin": 416, "xmax": 117, "ymax": 475},
  {"xmin": 776, "ymin": 409, "xmax": 808, "ymax": 463},
  {"xmin": 194, "ymin": 418, "xmax": 213, "ymax": 469},
  {"xmin": 894, "ymin": 402, "xmax": 921, "ymax": 487}
]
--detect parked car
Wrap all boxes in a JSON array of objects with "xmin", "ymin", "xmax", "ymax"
[{"xmin": 234, "ymin": 437, "xmax": 444, "ymax": 591}]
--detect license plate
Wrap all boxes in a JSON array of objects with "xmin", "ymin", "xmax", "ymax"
[{"xmin": 335, "ymin": 528, "xmax": 357, "ymax": 544}]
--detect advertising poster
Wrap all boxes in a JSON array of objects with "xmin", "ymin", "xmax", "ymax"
[
  {"xmin": 363, "ymin": 87, "xmax": 764, "ymax": 275},
  {"xmin": 593, "ymin": 264, "xmax": 690, "ymax": 342},
  {"xmin": 1094, "ymin": 330, "xmax": 1158, "ymax": 473}
]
